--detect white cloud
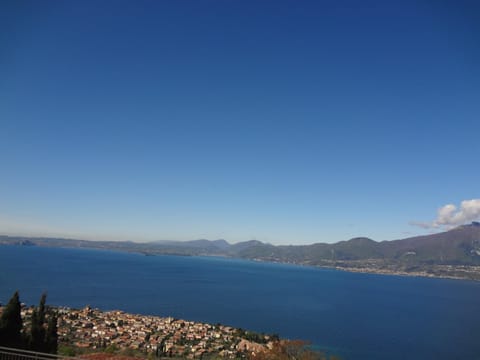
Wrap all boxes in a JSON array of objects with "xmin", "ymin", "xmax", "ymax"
[{"xmin": 411, "ymin": 199, "xmax": 480, "ymax": 230}]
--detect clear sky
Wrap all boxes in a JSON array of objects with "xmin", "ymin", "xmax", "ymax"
[{"xmin": 1, "ymin": 0, "xmax": 479, "ymax": 244}]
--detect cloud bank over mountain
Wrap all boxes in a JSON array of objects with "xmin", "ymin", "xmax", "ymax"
[{"xmin": 411, "ymin": 199, "xmax": 480, "ymax": 229}]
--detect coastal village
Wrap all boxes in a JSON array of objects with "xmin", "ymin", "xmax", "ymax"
[{"xmin": 16, "ymin": 305, "xmax": 271, "ymax": 359}]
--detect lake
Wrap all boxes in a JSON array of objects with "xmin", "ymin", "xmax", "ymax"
[{"xmin": 1, "ymin": 245, "xmax": 479, "ymax": 359}]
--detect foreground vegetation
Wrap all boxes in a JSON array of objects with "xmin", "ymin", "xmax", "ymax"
[{"xmin": 0, "ymin": 291, "xmax": 57, "ymax": 353}]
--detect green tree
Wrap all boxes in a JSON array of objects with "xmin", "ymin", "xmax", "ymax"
[
  {"xmin": 0, "ymin": 291, "xmax": 24, "ymax": 349},
  {"xmin": 28, "ymin": 293, "xmax": 48, "ymax": 352},
  {"xmin": 45, "ymin": 312, "xmax": 58, "ymax": 354},
  {"xmin": 105, "ymin": 344, "xmax": 118, "ymax": 354},
  {"xmin": 58, "ymin": 345, "xmax": 76, "ymax": 357}
]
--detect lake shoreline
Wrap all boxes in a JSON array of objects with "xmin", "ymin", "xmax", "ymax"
[{"xmin": 2, "ymin": 242, "xmax": 480, "ymax": 282}]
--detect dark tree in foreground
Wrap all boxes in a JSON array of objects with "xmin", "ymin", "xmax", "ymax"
[
  {"xmin": 28, "ymin": 294, "xmax": 47, "ymax": 352},
  {"xmin": 0, "ymin": 291, "xmax": 24, "ymax": 348},
  {"xmin": 45, "ymin": 313, "xmax": 58, "ymax": 354},
  {"xmin": 0, "ymin": 291, "xmax": 58, "ymax": 353}
]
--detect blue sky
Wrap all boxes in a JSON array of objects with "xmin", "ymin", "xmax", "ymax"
[{"xmin": 1, "ymin": 0, "xmax": 479, "ymax": 244}]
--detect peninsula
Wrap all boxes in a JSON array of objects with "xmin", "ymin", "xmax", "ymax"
[{"xmin": 3, "ymin": 304, "xmax": 321, "ymax": 359}]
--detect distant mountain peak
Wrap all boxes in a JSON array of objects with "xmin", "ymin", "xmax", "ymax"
[
  {"xmin": 347, "ymin": 237, "xmax": 375, "ymax": 243},
  {"xmin": 212, "ymin": 239, "xmax": 229, "ymax": 244}
]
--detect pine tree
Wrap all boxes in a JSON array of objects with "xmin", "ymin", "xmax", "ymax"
[
  {"xmin": 0, "ymin": 291, "xmax": 58, "ymax": 354},
  {"xmin": 37, "ymin": 294, "xmax": 46, "ymax": 325},
  {"xmin": 45, "ymin": 313, "xmax": 58, "ymax": 354},
  {"xmin": 28, "ymin": 294, "xmax": 47, "ymax": 352},
  {"xmin": 0, "ymin": 291, "xmax": 24, "ymax": 349}
]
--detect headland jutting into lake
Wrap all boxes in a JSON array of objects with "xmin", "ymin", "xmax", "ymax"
[
  {"xmin": 2, "ymin": 299, "xmax": 327, "ymax": 359},
  {"xmin": 12, "ymin": 304, "xmax": 276, "ymax": 358}
]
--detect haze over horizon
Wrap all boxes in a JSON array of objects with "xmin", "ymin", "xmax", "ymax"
[{"xmin": 1, "ymin": 1, "xmax": 479, "ymax": 245}]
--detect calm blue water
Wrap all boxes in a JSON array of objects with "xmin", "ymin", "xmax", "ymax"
[{"xmin": 1, "ymin": 245, "xmax": 479, "ymax": 359}]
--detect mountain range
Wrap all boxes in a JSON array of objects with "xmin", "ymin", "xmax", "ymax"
[{"xmin": 1, "ymin": 222, "xmax": 480, "ymax": 280}]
